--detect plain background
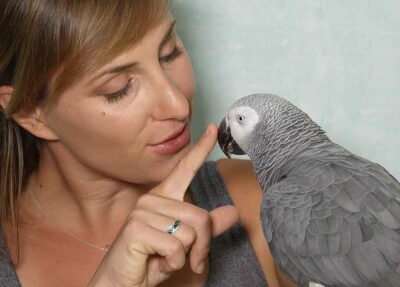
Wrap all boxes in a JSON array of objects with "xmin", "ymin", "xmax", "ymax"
[{"xmin": 171, "ymin": 0, "xmax": 400, "ymax": 179}]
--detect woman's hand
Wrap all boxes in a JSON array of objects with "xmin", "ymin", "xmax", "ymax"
[{"xmin": 88, "ymin": 123, "xmax": 239, "ymax": 287}]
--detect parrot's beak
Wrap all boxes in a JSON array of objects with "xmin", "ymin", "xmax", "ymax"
[{"xmin": 217, "ymin": 117, "xmax": 246, "ymax": 159}]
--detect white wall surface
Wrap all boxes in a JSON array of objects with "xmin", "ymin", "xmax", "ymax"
[{"xmin": 172, "ymin": 0, "xmax": 400, "ymax": 179}]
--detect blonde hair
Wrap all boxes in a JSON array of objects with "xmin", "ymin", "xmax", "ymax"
[{"xmin": 0, "ymin": 0, "xmax": 170, "ymax": 228}]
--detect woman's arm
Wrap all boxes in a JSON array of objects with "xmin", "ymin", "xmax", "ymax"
[
  {"xmin": 216, "ymin": 158, "xmax": 299, "ymax": 287},
  {"xmin": 276, "ymin": 265, "xmax": 300, "ymax": 287}
]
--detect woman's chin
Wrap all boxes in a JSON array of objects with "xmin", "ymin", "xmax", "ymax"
[{"xmin": 150, "ymin": 144, "xmax": 194, "ymax": 179}]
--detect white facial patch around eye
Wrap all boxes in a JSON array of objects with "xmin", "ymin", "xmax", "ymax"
[{"xmin": 229, "ymin": 106, "xmax": 259, "ymax": 144}]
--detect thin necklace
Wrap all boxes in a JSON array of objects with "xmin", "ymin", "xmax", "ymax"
[{"xmin": 28, "ymin": 187, "xmax": 110, "ymax": 252}]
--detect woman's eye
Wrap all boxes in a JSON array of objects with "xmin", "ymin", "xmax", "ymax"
[
  {"xmin": 103, "ymin": 79, "xmax": 134, "ymax": 103},
  {"xmin": 160, "ymin": 46, "xmax": 183, "ymax": 64}
]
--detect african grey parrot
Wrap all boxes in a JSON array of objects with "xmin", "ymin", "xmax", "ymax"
[{"xmin": 217, "ymin": 94, "xmax": 400, "ymax": 287}]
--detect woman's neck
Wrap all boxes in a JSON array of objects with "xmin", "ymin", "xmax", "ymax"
[{"xmin": 19, "ymin": 142, "xmax": 154, "ymax": 243}]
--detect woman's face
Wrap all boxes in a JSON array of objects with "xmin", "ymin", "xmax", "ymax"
[{"xmin": 43, "ymin": 14, "xmax": 196, "ymax": 184}]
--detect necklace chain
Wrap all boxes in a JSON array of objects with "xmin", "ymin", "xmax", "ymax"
[{"xmin": 28, "ymin": 187, "xmax": 110, "ymax": 252}]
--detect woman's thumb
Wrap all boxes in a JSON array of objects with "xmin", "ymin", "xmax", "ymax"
[{"xmin": 209, "ymin": 205, "xmax": 240, "ymax": 237}]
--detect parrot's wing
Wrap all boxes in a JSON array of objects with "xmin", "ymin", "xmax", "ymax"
[
  {"xmin": 261, "ymin": 153, "xmax": 400, "ymax": 286},
  {"xmin": 261, "ymin": 171, "xmax": 317, "ymax": 286}
]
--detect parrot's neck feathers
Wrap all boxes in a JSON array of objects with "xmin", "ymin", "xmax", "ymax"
[{"xmin": 254, "ymin": 123, "xmax": 329, "ymax": 189}]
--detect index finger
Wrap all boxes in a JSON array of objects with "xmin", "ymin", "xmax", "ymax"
[{"xmin": 152, "ymin": 123, "xmax": 217, "ymax": 201}]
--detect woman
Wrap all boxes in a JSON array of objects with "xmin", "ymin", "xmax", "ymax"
[{"xmin": 0, "ymin": 0, "xmax": 297, "ymax": 286}]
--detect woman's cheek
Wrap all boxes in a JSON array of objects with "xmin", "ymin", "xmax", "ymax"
[
  {"xmin": 172, "ymin": 52, "xmax": 196, "ymax": 101},
  {"xmin": 184, "ymin": 57, "xmax": 196, "ymax": 98}
]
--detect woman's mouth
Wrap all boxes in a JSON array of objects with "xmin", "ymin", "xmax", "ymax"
[{"xmin": 148, "ymin": 124, "xmax": 191, "ymax": 155}]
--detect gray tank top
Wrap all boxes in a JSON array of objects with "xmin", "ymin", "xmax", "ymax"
[{"xmin": 0, "ymin": 161, "xmax": 267, "ymax": 286}]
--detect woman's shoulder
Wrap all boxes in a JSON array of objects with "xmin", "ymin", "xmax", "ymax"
[
  {"xmin": 215, "ymin": 159, "xmax": 280, "ymax": 286},
  {"xmin": 215, "ymin": 159, "xmax": 265, "ymax": 241},
  {"xmin": 215, "ymin": 158, "xmax": 260, "ymax": 203},
  {"xmin": 215, "ymin": 158, "xmax": 262, "ymax": 230},
  {"xmin": 214, "ymin": 158, "xmax": 264, "ymax": 236}
]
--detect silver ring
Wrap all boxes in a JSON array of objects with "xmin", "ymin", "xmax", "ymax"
[{"xmin": 167, "ymin": 219, "xmax": 182, "ymax": 235}]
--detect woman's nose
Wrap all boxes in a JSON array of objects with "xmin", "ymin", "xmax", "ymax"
[{"xmin": 150, "ymin": 73, "xmax": 190, "ymax": 122}]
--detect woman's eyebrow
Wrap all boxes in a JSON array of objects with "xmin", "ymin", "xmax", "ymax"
[
  {"xmin": 159, "ymin": 20, "xmax": 177, "ymax": 52},
  {"xmin": 98, "ymin": 62, "xmax": 138, "ymax": 79},
  {"xmin": 89, "ymin": 62, "xmax": 138, "ymax": 84},
  {"xmin": 89, "ymin": 20, "xmax": 177, "ymax": 84}
]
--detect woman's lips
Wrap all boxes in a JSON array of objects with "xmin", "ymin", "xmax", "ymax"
[{"xmin": 148, "ymin": 124, "xmax": 191, "ymax": 154}]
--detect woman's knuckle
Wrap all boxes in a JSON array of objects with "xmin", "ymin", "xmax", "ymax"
[
  {"xmin": 188, "ymin": 228, "xmax": 197, "ymax": 243},
  {"xmin": 168, "ymin": 239, "xmax": 183, "ymax": 255},
  {"xmin": 195, "ymin": 209, "xmax": 211, "ymax": 226},
  {"xmin": 182, "ymin": 227, "xmax": 196, "ymax": 245}
]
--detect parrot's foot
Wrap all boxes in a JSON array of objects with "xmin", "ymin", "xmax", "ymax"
[{"xmin": 309, "ymin": 283, "xmax": 325, "ymax": 287}]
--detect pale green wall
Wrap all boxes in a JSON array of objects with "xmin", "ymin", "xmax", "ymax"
[{"xmin": 171, "ymin": 1, "xmax": 400, "ymax": 179}]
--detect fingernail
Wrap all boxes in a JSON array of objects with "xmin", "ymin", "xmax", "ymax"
[{"xmin": 195, "ymin": 261, "xmax": 205, "ymax": 274}]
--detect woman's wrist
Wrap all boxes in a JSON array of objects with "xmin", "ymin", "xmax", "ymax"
[{"xmin": 88, "ymin": 265, "xmax": 129, "ymax": 287}]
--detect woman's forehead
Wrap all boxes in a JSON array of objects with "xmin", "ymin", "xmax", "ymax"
[{"xmin": 83, "ymin": 15, "xmax": 176, "ymax": 86}]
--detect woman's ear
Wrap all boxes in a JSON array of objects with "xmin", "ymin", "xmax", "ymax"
[{"xmin": 0, "ymin": 85, "xmax": 59, "ymax": 141}]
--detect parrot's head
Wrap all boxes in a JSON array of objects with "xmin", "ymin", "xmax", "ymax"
[
  {"xmin": 217, "ymin": 93, "xmax": 322, "ymax": 159},
  {"xmin": 217, "ymin": 102, "xmax": 260, "ymax": 159}
]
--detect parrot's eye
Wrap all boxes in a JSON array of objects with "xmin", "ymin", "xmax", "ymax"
[{"xmin": 237, "ymin": 115, "xmax": 245, "ymax": 124}]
